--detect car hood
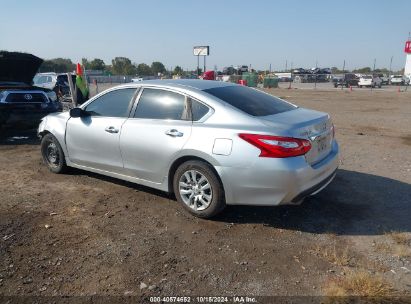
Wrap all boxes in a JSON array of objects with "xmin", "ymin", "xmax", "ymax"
[{"xmin": 0, "ymin": 51, "xmax": 43, "ymax": 85}]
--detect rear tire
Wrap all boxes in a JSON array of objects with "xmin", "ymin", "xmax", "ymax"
[
  {"xmin": 173, "ymin": 160, "xmax": 225, "ymax": 218},
  {"xmin": 41, "ymin": 133, "xmax": 67, "ymax": 174}
]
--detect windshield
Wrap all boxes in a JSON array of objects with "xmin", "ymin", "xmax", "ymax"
[
  {"xmin": 203, "ymin": 85, "xmax": 296, "ymax": 117},
  {"xmin": 33, "ymin": 75, "xmax": 41, "ymax": 84},
  {"xmin": 362, "ymin": 76, "xmax": 372, "ymax": 79}
]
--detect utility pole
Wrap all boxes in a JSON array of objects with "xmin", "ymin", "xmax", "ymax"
[
  {"xmin": 197, "ymin": 55, "xmax": 200, "ymax": 77},
  {"xmin": 285, "ymin": 60, "xmax": 288, "ymax": 72},
  {"xmin": 204, "ymin": 56, "xmax": 206, "ymax": 74},
  {"xmin": 341, "ymin": 60, "xmax": 346, "ymax": 90},
  {"xmin": 269, "ymin": 63, "xmax": 272, "ymax": 73},
  {"xmin": 373, "ymin": 58, "xmax": 376, "ymax": 72},
  {"xmin": 389, "ymin": 56, "xmax": 393, "ymax": 77}
]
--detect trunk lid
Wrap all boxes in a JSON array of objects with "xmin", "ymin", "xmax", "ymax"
[
  {"xmin": 258, "ymin": 107, "xmax": 334, "ymax": 165},
  {"xmin": 0, "ymin": 51, "xmax": 43, "ymax": 85}
]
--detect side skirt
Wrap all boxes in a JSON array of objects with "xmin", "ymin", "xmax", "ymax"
[{"xmin": 65, "ymin": 159, "xmax": 169, "ymax": 192}]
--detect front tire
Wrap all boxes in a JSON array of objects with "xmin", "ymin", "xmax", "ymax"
[
  {"xmin": 173, "ymin": 160, "xmax": 225, "ymax": 218},
  {"xmin": 41, "ymin": 133, "xmax": 67, "ymax": 174}
]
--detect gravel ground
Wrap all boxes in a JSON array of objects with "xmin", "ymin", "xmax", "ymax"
[{"xmin": 0, "ymin": 87, "xmax": 410, "ymax": 300}]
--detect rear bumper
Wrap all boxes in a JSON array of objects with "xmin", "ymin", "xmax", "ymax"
[
  {"xmin": 290, "ymin": 168, "xmax": 336, "ymax": 203},
  {"xmin": 217, "ymin": 140, "xmax": 339, "ymax": 206}
]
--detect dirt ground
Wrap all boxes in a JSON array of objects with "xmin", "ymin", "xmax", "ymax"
[{"xmin": 0, "ymin": 86, "xmax": 410, "ymax": 300}]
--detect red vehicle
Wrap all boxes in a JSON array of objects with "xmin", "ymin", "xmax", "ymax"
[{"xmin": 202, "ymin": 71, "xmax": 215, "ymax": 80}]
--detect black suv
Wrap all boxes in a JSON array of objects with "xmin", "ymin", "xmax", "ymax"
[
  {"xmin": 0, "ymin": 51, "xmax": 62, "ymax": 128},
  {"xmin": 333, "ymin": 73, "xmax": 359, "ymax": 88}
]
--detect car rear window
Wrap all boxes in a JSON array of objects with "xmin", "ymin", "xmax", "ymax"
[{"xmin": 203, "ymin": 85, "xmax": 295, "ymax": 117}]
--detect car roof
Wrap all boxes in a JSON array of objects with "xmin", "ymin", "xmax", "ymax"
[
  {"xmin": 131, "ymin": 79, "xmax": 237, "ymax": 91},
  {"xmin": 36, "ymin": 72, "xmax": 57, "ymax": 76}
]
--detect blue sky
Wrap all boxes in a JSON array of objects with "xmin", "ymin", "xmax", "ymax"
[{"xmin": 1, "ymin": 0, "xmax": 410, "ymax": 71}]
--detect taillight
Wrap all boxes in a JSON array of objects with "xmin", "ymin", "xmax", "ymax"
[{"xmin": 239, "ymin": 133, "xmax": 311, "ymax": 158}]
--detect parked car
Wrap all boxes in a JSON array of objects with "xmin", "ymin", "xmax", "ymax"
[
  {"xmin": 333, "ymin": 73, "xmax": 359, "ymax": 88},
  {"xmin": 222, "ymin": 66, "xmax": 237, "ymax": 75},
  {"xmin": 236, "ymin": 65, "xmax": 249, "ymax": 74},
  {"xmin": 34, "ymin": 72, "xmax": 85, "ymax": 102},
  {"xmin": 0, "ymin": 51, "xmax": 62, "ymax": 128},
  {"xmin": 390, "ymin": 75, "xmax": 410, "ymax": 85},
  {"xmin": 376, "ymin": 73, "xmax": 389, "ymax": 85},
  {"xmin": 38, "ymin": 80, "xmax": 339, "ymax": 218},
  {"xmin": 358, "ymin": 75, "xmax": 382, "ymax": 88}
]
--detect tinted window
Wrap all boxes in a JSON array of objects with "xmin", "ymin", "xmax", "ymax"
[
  {"xmin": 203, "ymin": 86, "xmax": 295, "ymax": 117},
  {"xmin": 190, "ymin": 98, "xmax": 210, "ymax": 121},
  {"xmin": 134, "ymin": 88, "xmax": 188, "ymax": 120},
  {"xmin": 85, "ymin": 88, "xmax": 135, "ymax": 117},
  {"xmin": 57, "ymin": 75, "xmax": 68, "ymax": 85}
]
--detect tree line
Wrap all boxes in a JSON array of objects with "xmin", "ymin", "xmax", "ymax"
[
  {"xmin": 39, "ymin": 57, "xmax": 186, "ymax": 76},
  {"xmin": 38, "ymin": 57, "xmax": 405, "ymax": 76},
  {"xmin": 331, "ymin": 66, "xmax": 404, "ymax": 75}
]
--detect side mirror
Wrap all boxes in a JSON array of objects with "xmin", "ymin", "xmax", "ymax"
[{"xmin": 69, "ymin": 107, "xmax": 88, "ymax": 118}]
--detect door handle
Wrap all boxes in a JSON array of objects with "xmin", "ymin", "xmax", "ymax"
[
  {"xmin": 165, "ymin": 129, "xmax": 183, "ymax": 137},
  {"xmin": 105, "ymin": 126, "xmax": 119, "ymax": 133}
]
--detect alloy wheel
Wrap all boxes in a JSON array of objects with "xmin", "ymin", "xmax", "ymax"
[{"xmin": 178, "ymin": 170, "xmax": 213, "ymax": 211}]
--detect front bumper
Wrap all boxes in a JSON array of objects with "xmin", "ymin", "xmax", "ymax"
[
  {"xmin": 218, "ymin": 140, "xmax": 339, "ymax": 206},
  {"xmin": 0, "ymin": 103, "xmax": 61, "ymax": 124}
]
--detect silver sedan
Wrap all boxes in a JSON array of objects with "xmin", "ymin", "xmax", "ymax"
[{"xmin": 38, "ymin": 80, "xmax": 339, "ymax": 218}]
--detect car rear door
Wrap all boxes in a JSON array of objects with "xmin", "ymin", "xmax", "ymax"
[
  {"xmin": 120, "ymin": 87, "xmax": 192, "ymax": 183},
  {"xmin": 65, "ymin": 87, "xmax": 137, "ymax": 173}
]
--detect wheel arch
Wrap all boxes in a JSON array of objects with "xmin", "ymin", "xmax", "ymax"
[
  {"xmin": 38, "ymin": 129, "xmax": 51, "ymax": 138},
  {"xmin": 167, "ymin": 154, "xmax": 225, "ymax": 195}
]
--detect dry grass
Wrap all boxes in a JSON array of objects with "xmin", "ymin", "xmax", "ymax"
[
  {"xmin": 374, "ymin": 242, "xmax": 391, "ymax": 252},
  {"xmin": 378, "ymin": 231, "xmax": 411, "ymax": 258},
  {"xmin": 386, "ymin": 231, "xmax": 410, "ymax": 245},
  {"xmin": 312, "ymin": 245, "xmax": 352, "ymax": 266},
  {"xmin": 393, "ymin": 245, "xmax": 411, "ymax": 258},
  {"xmin": 324, "ymin": 271, "xmax": 394, "ymax": 297}
]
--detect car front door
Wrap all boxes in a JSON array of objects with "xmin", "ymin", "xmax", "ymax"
[
  {"xmin": 66, "ymin": 87, "xmax": 137, "ymax": 173},
  {"xmin": 120, "ymin": 87, "xmax": 192, "ymax": 183}
]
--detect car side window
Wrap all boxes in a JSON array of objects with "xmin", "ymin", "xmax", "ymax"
[
  {"xmin": 189, "ymin": 98, "xmax": 210, "ymax": 121},
  {"xmin": 85, "ymin": 88, "xmax": 136, "ymax": 118},
  {"xmin": 134, "ymin": 88, "xmax": 189, "ymax": 120}
]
